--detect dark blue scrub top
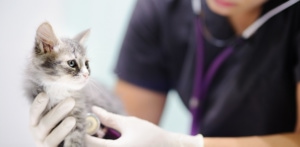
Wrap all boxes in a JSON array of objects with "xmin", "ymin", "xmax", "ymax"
[{"xmin": 115, "ymin": 0, "xmax": 300, "ymax": 136}]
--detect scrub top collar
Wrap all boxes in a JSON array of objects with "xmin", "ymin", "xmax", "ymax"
[{"xmin": 191, "ymin": 0, "xmax": 300, "ymax": 41}]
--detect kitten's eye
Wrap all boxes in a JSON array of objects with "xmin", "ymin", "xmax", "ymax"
[
  {"xmin": 85, "ymin": 61, "xmax": 89, "ymax": 68},
  {"xmin": 67, "ymin": 60, "xmax": 77, "ymax": 68}
]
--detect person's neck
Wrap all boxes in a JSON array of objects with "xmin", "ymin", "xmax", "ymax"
[{"xmin": 229, "ymin": 8, "xmax": 262, "ymax": 35}]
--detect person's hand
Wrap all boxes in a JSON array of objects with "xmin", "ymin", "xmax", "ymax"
[
  {"xmin": 85, "ymin": 106, "xmax": 204, "ymax": 147},
  {"xmin": 29, "ymin": 93, "xmax": 76, "ymax": 147}
]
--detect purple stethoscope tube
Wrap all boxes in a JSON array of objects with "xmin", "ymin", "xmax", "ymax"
[{"xmin": 189, "ymin": 17, "xmax": 243, "ymax": 135}]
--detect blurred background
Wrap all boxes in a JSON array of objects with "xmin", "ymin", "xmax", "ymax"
[{"xmin": 0, "ymin": 0, "xmax": 191, "ymax": 146}]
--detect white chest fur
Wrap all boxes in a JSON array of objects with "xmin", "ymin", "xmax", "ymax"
[{"xmin": 44, "ymin": 83, "xmax": 73, "ymax": 109}]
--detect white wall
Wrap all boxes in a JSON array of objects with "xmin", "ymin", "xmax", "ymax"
[{"xmin": 0, "ymin": 0, "xmax": 190, "ymax": 146}]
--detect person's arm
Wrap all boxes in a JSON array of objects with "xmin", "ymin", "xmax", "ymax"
[
  {"xmin": 115, "ymin": 79, "xmax": 167, "ymax": 125},
  {"xmin": 114, "ymin": 0, "xmax": 168, "ymax": 125}
]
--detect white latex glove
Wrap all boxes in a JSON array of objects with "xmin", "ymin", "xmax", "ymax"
[
  {"xmin": 29, "ymin": 93, "xmax": 76, "ymax": 147},
  {"xmin": 86, "ymin": 106, "xmax": 204, "ymax": 147}
]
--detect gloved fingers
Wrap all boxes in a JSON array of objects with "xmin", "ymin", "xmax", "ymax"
[
  {"xmin": 37, "ymin": 97, "xmax": 75, "ymax": 140},
  {"xmin": 30, "ymin": 93, "xmax": 49, "ymax": 126},
  {"xmin": 85, "ymin": 134, "xmax": 115, "ymax": 147},
  {"xmin": 43, "ymin": 117, "xmax": 76, "ymax": 147},
  {"xmin": 92, "ymin": 106, "xmax": 123, "ymax": 132}
]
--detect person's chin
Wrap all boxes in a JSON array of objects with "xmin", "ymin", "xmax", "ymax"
[{"xmin": 206, "ymin": 0, "xmax": 236, "ymax": 16}]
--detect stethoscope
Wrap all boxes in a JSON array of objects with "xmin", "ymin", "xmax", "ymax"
[{"xmin": 189, "ymin": 0, "xmax": 300, "ymax": 135}]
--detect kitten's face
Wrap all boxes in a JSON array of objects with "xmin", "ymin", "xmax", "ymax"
[{"xmin": 33, "ymin": 22, "xmax": 91, "ymax": 90}]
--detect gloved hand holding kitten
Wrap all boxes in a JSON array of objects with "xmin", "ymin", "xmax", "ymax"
[
  {"xmin": 29, "ymin": 93, "xmax": 204, "ymax": 147},
  {"xmin": 29, "ymin": 93, "xmax": 76, "ymax": 147}
]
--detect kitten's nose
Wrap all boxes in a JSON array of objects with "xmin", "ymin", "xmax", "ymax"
[{"xmin": 83, "ymin": 73, "xmax": 89, "ymax": 79}]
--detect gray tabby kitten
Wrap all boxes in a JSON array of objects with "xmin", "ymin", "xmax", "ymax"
[{"xmin": 24, "ymin": 22, "xmax": 125, "ymax": 147}]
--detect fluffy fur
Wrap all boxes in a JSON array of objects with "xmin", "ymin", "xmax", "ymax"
[{"xmin": 24, "ymin": 22, "xmax": 125, "ymax": 147}]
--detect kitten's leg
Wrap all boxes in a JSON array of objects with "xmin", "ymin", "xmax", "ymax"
[{"xmin": 64, "ymin": 99, "xmax": 87, "ymax": 147}]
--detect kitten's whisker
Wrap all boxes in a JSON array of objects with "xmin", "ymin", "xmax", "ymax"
[{"xmin": 89, "ymin": 79, "xmax": 107, "ymax": 98}]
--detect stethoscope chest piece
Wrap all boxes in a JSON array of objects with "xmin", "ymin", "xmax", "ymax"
[{"xmin": 85, "ymin": 113, "xmax": 100, "ymax": 135}]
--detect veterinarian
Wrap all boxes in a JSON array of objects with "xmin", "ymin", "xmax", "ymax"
[{"xmin": 29, "ymin": 0, "xmax": 300, "ymax": 146}]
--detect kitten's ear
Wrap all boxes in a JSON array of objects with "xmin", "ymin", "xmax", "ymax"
[
  {"xmin": 36, "ymin": 22, "xmax": 59, "ymax": 53},
  {"xmin": 73, "ymin": 29, "xmax": 90, "ymax": 45}
]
